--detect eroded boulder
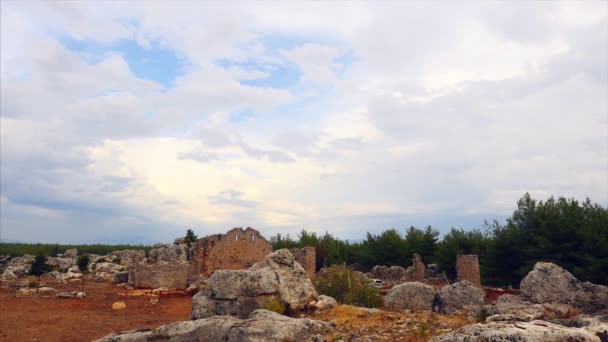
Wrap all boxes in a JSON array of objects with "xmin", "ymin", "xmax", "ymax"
[
  {"xmin": 191, "ymin": 249, "xmax": 317, "ymax": 319},
  {"xmin": 440, "ymin": 280, "xmax": 485, "ymax": 314},
  {"xmin": 95, "ymin": 309, "xmax": 332, "ymax": 342},
  {"xmin": 148, "ymin": 244, "xmax": 188, "ymax": 264},
  {"xmin": 384, "ymin": 282, "xmax": 435, "ymax": 312},
  {"xmin": 520, "ymin": 262, "xmax": 608, "ymax": 313},
  {"xmin": 430, "ymin": 320, "xmax": 600, "ymax": 342}
]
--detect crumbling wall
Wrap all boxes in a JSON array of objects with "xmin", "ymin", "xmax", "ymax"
[
  {"xmin": 456, "ymin": 254, "xmax": 481, "ymax": 287},
  {"xmin": 129, "ymin": 262, "xmax": 190, "ymax": 289},
  {"xmin": 290, "ymin": 246, "xmax": 316, "ymax": 278},
  {"xmin": 403, "ymin": 253, "xmax": 426, "ymax": 282},
  {"xmin": 199, "ymin": 227, "xmax": 272, "ymax": 276}
]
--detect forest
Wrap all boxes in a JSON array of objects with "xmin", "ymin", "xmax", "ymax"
[{"xmin": 271, "ymin": 193, "xmax": 608, "ymax": 287}]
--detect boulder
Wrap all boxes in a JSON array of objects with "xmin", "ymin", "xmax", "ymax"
[
  {"xmin": 47, "ymin": 257, "xmax": 74, "ymax": 271},
  {"xmin": 113, "ymin": 271, "xmax": 129, "ymax": 284},
  {"xmin": 148, "ymin": 244, "xmax": 188, "ymax": 264},
  {"xmin": 37, "ymin": 287, "xmax": 57, "ymax": 295},
  {"xmin": 440, "ymin": 280, "xmax": 485, "ymax": 314},
  {"xmin": 520, "ymin": 262, "xmax": 608, "ymax": 313},
  {"xmin": 430, "ymin": 320, "xmax": 600, "ymax": 341},
  {"xmin": 95, "ymin": 309, "xmax": 333, "ymax": 342},
  {"xmin": 109, "ymin": 250, "xmax": 146, "ymax": 265},
  {"xmin": 191, "ymin": 249, "xmax": 317, "ymax": 319},
  {"xmin": 16, "ymin": 288, "xmax": 34, "ymax": 297},
  {"xmin": 314, "ymin": 295, "xmax": 338, "ymax": 310},
  {"xmin": 64, "ymin": 249, "xmax": 78, "ymax": 258},
  {"xmin": 371, "ymin": 265, "xmax": 406, "ymax": 281},
  {"xmin": 549, "ymin": 315, "xmax": 608, "ymax": 340},
  {"xmin": 112, "ymin": 302, "xmax": 127, "ymax": 310},
  {"xmin": 384, "ymin": 282, "xmax": 435, "ymax": 312}
]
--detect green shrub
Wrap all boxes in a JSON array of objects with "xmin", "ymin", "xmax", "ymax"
[
  {"xmin": 28, "ymin": 279, "xmax": 38, "ymax": 288},
  {"xmin": 314, "ymin": 265, "xmax": 382, "ymax": 308},
  {"xmin": 262, "ymin": 298, "xmax": 286, "ymax": 315}
]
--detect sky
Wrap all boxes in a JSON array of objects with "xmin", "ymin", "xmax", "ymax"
[{"xmin": 1, "ymin": 1, "xmax": 607, "ymax": 244}]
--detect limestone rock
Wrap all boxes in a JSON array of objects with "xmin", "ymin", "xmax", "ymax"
[
  {"xmin": 440, "ymin": 280, "xmax": 485, "ymax": 314},
  {"xmin": 148, "ymin": 244, "xmax": 188, "ymax": 264},
  {"xmin": 520, "ymin": 262, "xmax": 608, "ymax": 313},
  {"xmin": 384, "ymin": 282, "xmax": 435, "ymax": 311},
  {"xmin": 109, "ymin": 250, "xmax": 146, "ymax": 265},
  {"xmin": 483, "ymin": 294, "xmax": 546, "ymax": 322},
  {"xmin": 16, "ymin": 288, "xmax": 34, "ymax": 297},
  {"xmin": 314, "ymin": 295, "xmax": 338, "ymax": 310},
  {"xmin": 430, "ymin": 320, "xmax": 600, "ymax": 341},
  {"xmin": 95, "ymin": 262, "xmax": 124, "ymax": 274},
  {"xmin": 113, "ymin": 271, "xmax": 129, "ymax": 284},
  {"xmin": 95, "ymin": 309, "xmax": 333, "ymax": 342},
  {"xmin": 47, "ymin": 257, "xmax": 74, "ymax": 271},
  {"xmin": 371, "ymin": 265, "xmax": 406, "ymax": 281},
  {"xmin": 37, "ymin": 287, "xmax": 57, "ymax": 295},
  {"xmin": 192, "ymin": 249, "xmax": 317, "ymax": 319},
  {"xmin": 64, "ymin": 249, "xmax": 78, "ymax": 258},
  {"xmin": 112, "ymin": 301, "xmax": 127, "ymax": 310}
]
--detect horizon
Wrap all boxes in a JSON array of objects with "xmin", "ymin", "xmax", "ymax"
[{"xmin": 1, "ymin": 2, "xmax": 607, "ymax": 244}]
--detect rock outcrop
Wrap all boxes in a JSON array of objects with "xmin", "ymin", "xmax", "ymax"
[
  {"xmin": 439, "ymin": 280, "xmax": 485, "ymax": 314},
  {"xmin": 384, "ymin": 282, "xmax": 435, "ymax": 311},
  {"xmin": 63, "ymin": 249, "xmax": 78, "ymax": 258},
  {"xmin": 430, "ymin": 320, "xmax": 600, "ymax": 342},
  {"xmin": 191, "ymin": 249, "xmax": 317, "ymax": 319},
  {"xmin": 148, "ymin": 244, "xmax": 188, "ymax": 264},
  {"xmin": 95, "ymin": 309, "xmax": 333, "ymax": 342},
  {"xmin": 483, "ymin": 294, "xmax": 575, "ymax": 323},
  {"xmin": 520, "ymin": 262, "xmax": 608, "ymax": 313},
  {"xmin": 371, "ymin": 265, "xmax": 406, "ymax": 281},
  {"xmin": 314, "ymin": 295, "xmax": 338, "ymax": 310}
]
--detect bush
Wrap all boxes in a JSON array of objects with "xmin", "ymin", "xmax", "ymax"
[
  {"xmin": 28, "ymin": 278, "xmax": 38, "ymax": 288},
  {"xmin": 97, "ymin": 258, "xmax": 107, "ymax": 263},
  {"xmin": 315, "ymin": 265, "xmax": 382, "ymax": 308},
  {"xmin": 262, "ymin": 298, "xmax": 286, "ymax": 315}
]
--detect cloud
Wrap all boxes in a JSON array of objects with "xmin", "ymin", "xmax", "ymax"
[{"xmin": 1, "ymin": 1, "xmax": 606, "ymax": 243}]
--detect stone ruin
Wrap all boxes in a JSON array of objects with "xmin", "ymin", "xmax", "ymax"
[
  {"xmin": 129, "ymin": 227, "xmax": 274, "ymax": 289},
  {"xmin": 289, "ymin": 246, "xmax": 316, "ymax": 278},
  {"xmin": 403, "ymin": 253, "xmax": 426, "ymax": 282},
  {"xmin": 455, "ymin": 254, "xmax": 481, "ymax": 287}
]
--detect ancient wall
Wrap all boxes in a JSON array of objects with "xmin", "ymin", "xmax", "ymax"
[
  {"xmin": 199, "ymin": 227, "xmax": 272, "ymax": 276},
  {"xmin": 129, "ymin": 262, "xmax": 190, "ymax": 289},
  {"xmin": 403, "ymin": 253, "xmax": 425, "ymax": 282},
  {"xmin": 456, "ymin": 254, "xmax": 481, "ymax": 287},
  {"xmin": 290, "ymin": 246, "xmax": 316, "ymax": 278}
]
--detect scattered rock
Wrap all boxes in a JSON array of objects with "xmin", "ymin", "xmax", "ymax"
[
  {"xmin": 112, "ymin": 301, "xmax": 127, "ymax": 310},
  {"xmin": 520, "ymin": 262, "xmax": 608, "ymax": 313},
  {"xmin": 191, "ymin": 249, "xmax": 317, "ymax": 319},
  {"xmin": 76, "ymin": 291, "xmax": 86, "ymax": 299},
  {"xmin": 371, "ymin": 265, "xmax": 406, "ymax": 281},
  {"xmin": 95, "ymin": 309, "xmax": 333, "ymax": 342},
  {"xmin": 439, "ymin": 280, "xmax": 485, "ymax": 314},
  {"xmin": 430, "ymin": 320, "xmax": 600, "ymax": 341},
  {"xmin": 384, "ymin": 282, "xmax": 435, "ymax": 311},
  {"xmin": 64, "ymin": 249, "xmax": 78, "ymax": 258},
  {"xmin": 314, "ymin": 295, "xmax": 338, "ymax": 310},
  {"xmin": 16, "ymin": 288, "xmax": 34, "ymax": 297},
  {"xmin": 37, "ymin": 287, "xmax": 57, "ymax": 295},
  {"xmin": 148, "ymin": 243, "xmax": 188, "ymax": 264}
]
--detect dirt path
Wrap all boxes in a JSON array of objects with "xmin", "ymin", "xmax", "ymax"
[{"xmin": 0, "ymin": 280, "xmax": 191, "ymax": 342}]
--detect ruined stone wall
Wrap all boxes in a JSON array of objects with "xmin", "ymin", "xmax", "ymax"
[
  {"xmin": 129, "ymin": 262, "xmax": 190, "ymax": 289},
  {"xmin": 456, "ymin": 254, "xmax": 481, "ymax": 287},
  {"xmin": 403, "ymin": 253, "xmax": 425, "ymax": 282},
  {"xmin": 290, "ymin": 246, "xmax": 316, "ymax": 278},
  {"xmin": 199, "ymin": 227, "xmax": 272, "ymax": 276}
]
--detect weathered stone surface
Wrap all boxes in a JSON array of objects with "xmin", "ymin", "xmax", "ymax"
[
  {"xmin": 520, "ymin": 262, "xmax": 608, "ymax": 313},
  {"xmin": 484, "ymin": 294, "xmax": 546, "ymax": 322},
  {"xmin": 112, "ymin": 302, "xmax": 127, "ymax": 310},
  {"xmin": 37, "ymin": 287, "xmax": 57, "ymax": 295},
  {"xmin": 129, "ymin": 263, "xmax": 190, "ymax": 289},
  {"xmin": 47, "ymin": 257, "xmax": 74, "ymax": 271},
  {"xmin": 95, "ymin": 309, "xmax": 332, "ymax": 342},
  {"xmin": 113, "ymin": 271, "xmax": 129, "ymax": 284},
  {"xmin": 430, "ymin": 320, "xmax": 600, "ymax": 342},
  {"xmin": 148, "ymin": 244, "xmax": 188, "ymax": 264},
  {"xmin": 550, "ymin": 315, "xmax": 608, "ymax": 340},
  {"xmin": 440, "ymin": 280, "xmax": 485, "ymax": 314},
  {"xmin": 314, "ymin": 295, "xmax": 338, "ymax": 310},
  {"xmin": 64, "ymin": 249, "xmax": 78, "ymax": 258},
  {"xmin": 384, "ymin": 282, "xmax": 435, "ymax": 311},
  {"xmin": 371, "ymin": 265, "xmax": 406, "ymax": 281},
  {"xmin": 192, "ymin": 249, "xmax": 317, "ymax": 319},
  {"xmin": 95, "ymin": 262, "xmax": 124, "ymax": 274},
  {"xmin": 109, "ymin": 250, "xmax": 146, "ymax": 265}
]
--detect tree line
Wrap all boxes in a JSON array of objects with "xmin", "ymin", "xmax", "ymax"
[{"xmin": 271, "ymin": 193, "xmax": 608, "ymax": 287}]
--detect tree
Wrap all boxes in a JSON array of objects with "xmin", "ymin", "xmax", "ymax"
[
  {"xmin": 77, "ymin": 255, "xmax": 90, "ymax": 292},
  {"xmin": 29, "ymin": 254, "xmax": 52, "ymax": 294},
  {"xmin": 184, "ymin": 229, "xmax": 198, "ymax": 244}
]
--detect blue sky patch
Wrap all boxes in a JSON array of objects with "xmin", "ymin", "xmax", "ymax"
[{"xmin": 61, "ymin": 37, "xmax": 184, "ymax": 87}]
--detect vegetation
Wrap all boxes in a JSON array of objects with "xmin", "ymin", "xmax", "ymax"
[
  {"xmin": 0, "ymin": 244, "xmax": 152, "ymax": 257},
  {"xmin": 272, "ymin": 193, "xmax": 608, "ymax": 287},
  {"xmin": 184, "ymin": 229, "xmax": 198, "ymax": 244},
  {"xmin": 28, "ymin": 254, "xmax": 53, "ymax": 293},
  {"xmin": 314, "ymin": 265, "xmax": 382, "ymax": 308},
  {"xmin": 77, "ymin": 255, "xmax": 91, "ymax": 292},
  {"xmin": 262, "ymin": 298, "xmax": 286, "ymax": 315}
]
